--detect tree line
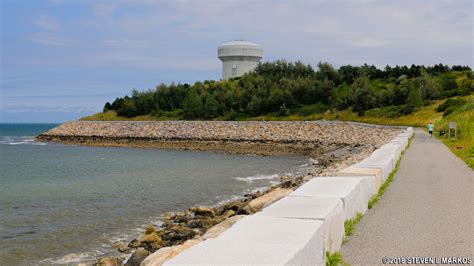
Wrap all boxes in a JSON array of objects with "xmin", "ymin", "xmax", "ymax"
[{"xmin": 103, "ymin": 61, "xmax": 473, "ymax": 119}]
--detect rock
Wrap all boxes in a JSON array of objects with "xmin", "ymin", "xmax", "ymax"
[
  {"xmin": 173, "ymin": 211, "xmax": 191, "ymax": 223},
  {"xmin": 112, "ymin": 241, "xmax": 132, "ymax": 254},
  {"xmin": 124, "ymin": 248, "xmax": 150, "ymax": 266},
  {"xmin": 186, "ymin": 219, "xmax": 202, "ymax": 228},
  {"xmin": 281, "ymin": 180, "xmax": 292, "ymax": 188},
  {"xmin": 222, "ymin": 200, "xmax": 247, "ymax": 213},
  {"xmin": 199, "ymin": 217, "xmax": 223, "ymax": 229},
  {"xmin": 191, "ymin": 206, "xmax": 214, "ymax": 217},
  {"xmin": 243, "ymin": 188, "xmax": 293, "ymax": 213},
  {"xmin": 160, "ymin": 225, "xmax": 196, "ymax": 243},
  {"xmin": 202, "ymin": 215, "xmax": 246, "ymax": 240},
  {"xmin": 128, "ymin": 239, "xmax": 140, "ymax": 248},
  {"xmin": 135, "ymin": 233, "xmax": 167, "ymax": 252},
  {"xmin": 163, "ymin": 212, "xmax": 175, "ymax": 221},
  {"xmin": 138, "ymin": 233, "xmax": 161, "ymax": 244},
  {"xmin": 140, "ymin": 239, "xmax": 201, "ymax": 266},
  {"xmin": 221, "ymin": 209, "xmax": 236, "ymax": 219},
  {"xmin": 144, "ymin": 225, "xmax": 157, "ymax": 235},
  {"xmin": 94, "ymin": 256, "xmax": 121, "ymax": 266}
]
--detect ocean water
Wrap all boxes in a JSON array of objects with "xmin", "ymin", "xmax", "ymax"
[{"xmin": 0, "ymin": 123, "xmax": 309, "ymax": 265}]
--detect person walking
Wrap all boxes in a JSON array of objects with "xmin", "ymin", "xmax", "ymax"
[{"xmin": 428, "ymin": 122, "xmax": 434, "ymax": 137}]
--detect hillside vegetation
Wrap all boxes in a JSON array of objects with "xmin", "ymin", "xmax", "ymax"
[{"xmin": 83, "ymin": 61, "xmax": 473, "ymax": 167}]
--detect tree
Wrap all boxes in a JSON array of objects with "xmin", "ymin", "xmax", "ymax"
[
  {"xmin": 103, "ymin": 102, "xmax": 112, "ymax": 112},
  {"xmin": 182, "ymin": 88, "xmax": 203, "ymax": 119},
  {"xmin": 407, "ymin": 85, "xmax": 423, "ymax": 109},
  {"xmin": 117, "ymin": 97, "xmax": 138, "ymax": 117},
  {"xmin": 455, "ymin": 75, "xmax": 473, "ymax": 96},
  {"xmin": 338, "ymin": 65, "xmax": 360, "ymax": 84},
  {"xmin": 202, "ymin": 94, "xmax": 221, "ymax": 118},
  {"xmin": 419, "ymin": 74, "xmax": 440, "ymax": 100},
  {"xmin": 317, "ymin": 62, "xmax": 341, "ymax": 85},
  {"xmin": 350, "ymin": 76, "xmax": 374, "ymax": 113}
]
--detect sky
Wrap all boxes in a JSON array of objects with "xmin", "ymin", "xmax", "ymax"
[{"xmin": 1, "ymin": 0, "xmax": 472, "ymax": 123}]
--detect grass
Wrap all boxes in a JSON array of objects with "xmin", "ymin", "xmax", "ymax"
[
  {"xmin": 368, "ymin": 136, "xmax": 413, "ymax": 209},
  {"xmin": 434, "ymin": 101, "xmax": 474, "ymax": 169},
  {"xmin": 326, "ymin": 251, "xmax": 349, "ymax": 266},
  {"xmin": 340, "ymin": 134, "xmax": 412, "ymax": 249},
  {"xmin": 244, "ymin": 98, "xmax": 448, "ymax": 126},
  {"xmin": 344, "ymin": 213, "xmax": 364, "ymax": 237},
  {"xmin": 80, "ymin": 110, "xmax": 181, "ymax": 121}
]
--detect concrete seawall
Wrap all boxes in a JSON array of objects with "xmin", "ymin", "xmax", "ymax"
[{"xmin": 141, "ymin": 127, "xmax": 414, "ymax": 266}]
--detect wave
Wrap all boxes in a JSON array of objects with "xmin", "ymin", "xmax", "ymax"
[
  {"xmin": 234, "ymin": 174, "xmax": 279, "ymax": 183},
  {"xmin": 40, "ymin": 250, "xmax": 106, "ymax": 265},
  {"xmin": 0, "ymin": 136, "xmax": 47, "ymax": 146}
]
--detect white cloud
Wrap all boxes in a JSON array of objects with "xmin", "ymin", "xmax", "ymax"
[
  {"xmin": 92, "ymin": 53, "xmax": 220, "ymax": 70},
  {"xmin": 34, "ymin": 14, "xmax": 61, "ymax": 31},
  {"xmin": 29, "ymin": 33, "xmax": 70, "ymax": 46}
]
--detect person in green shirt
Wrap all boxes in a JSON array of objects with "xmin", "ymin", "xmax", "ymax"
[{"xmin": 428, "ymin": 122, "xmax": 434, "ymax": 137}]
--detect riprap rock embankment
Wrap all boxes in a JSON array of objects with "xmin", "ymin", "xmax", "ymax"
[{"xmin": 37, "ymin": 121, "xmax": 402, "ymax": 165}]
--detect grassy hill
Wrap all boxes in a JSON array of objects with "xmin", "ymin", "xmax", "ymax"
[{"xmin": 82, "ymin": 95, "xmax": 473, "ymax": 168}]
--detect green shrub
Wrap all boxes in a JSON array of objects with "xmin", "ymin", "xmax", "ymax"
[
  {"xmin": 436, "ymin": 98, "xmax": 466, "ymax": 112},
  {"xmin": 443, "ymin": 106, "xmax": 458, "ymax": 117},
  {"xmin": 293, "ymin": 103, "xmax": 328, "ymax": 116}
]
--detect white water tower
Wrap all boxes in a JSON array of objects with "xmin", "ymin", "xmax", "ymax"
[{"xmin": 218, "ymin": 40, "xmax": 263, "ymax": 80}]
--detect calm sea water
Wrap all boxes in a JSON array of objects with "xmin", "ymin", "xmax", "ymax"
[{"xmin": 0, "ymin": 123, "xmax": 309, "ymax": 265}]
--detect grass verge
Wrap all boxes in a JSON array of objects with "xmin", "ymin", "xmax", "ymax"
[
  {"xmin": 434, "ymin": 102, "xmax": 474, "ymax": 169},
  {"xmin": 326, "ymin": 251, "xmax": 349, "ymax": 266},
  {"xmin": 341, "ymin": 134, "xmax": 413, "ymax": 250},
  {"xmin": 368, "ymin": 135, "xmax": 414, "ymax": 209},
  {"xmin": 344, "ymin": 213, "xmax": 364, "ymax": 237}
]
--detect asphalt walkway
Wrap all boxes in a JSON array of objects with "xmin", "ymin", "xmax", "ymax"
[{"xmin": 341, "ymin": 129, "xmax": 473, "ymax": 265}]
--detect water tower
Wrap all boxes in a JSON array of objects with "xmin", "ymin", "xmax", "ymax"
[{"xmin": 218, "ymin": 40, "xmax": 263, "ymax": 80}]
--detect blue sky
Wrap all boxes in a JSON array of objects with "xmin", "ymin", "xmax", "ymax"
[{"xmin": 1, "ymin": 0, "xmax": 472, "ymax": 123}]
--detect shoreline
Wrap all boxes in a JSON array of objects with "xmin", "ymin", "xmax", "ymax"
[
  {"xmin": 34, "ymin": 121, "xmax": 403, "ymax": 265},
  {"xmin": 92, "ymin": 144, "xmax": 377, "ymax": 266}
]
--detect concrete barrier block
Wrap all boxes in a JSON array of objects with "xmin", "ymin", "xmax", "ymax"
[
  {"xmin": 390, "ymin": 139, "xmax": 408, "ymax": 149},
  {"xmin": 372, "ymin": 147, "xmax": 400, "ymax": 161},
  {"xmin": 372, "ymin": 143, "xmax": 402, "ymax": 162},
  {"xmin": 396, "ymin": 133, "xmax": 410, "ymax": 140},
  {"xmin": 257, "ymin": 196, "xmax": 344, "ymax": 252},
  {"xmin": 291, "ymin": 177, "xmax": 368, "ymax": 220},
  {"xmin": 165, "ymin": 215, "xmax": 325, "ymax": 265},
  {"xmin": 391, "ymin": 137, "xmax": 408, "ymax": 148},
  {"xmin": 333, "ymin": 175, "xmax": 377, "ymax": 200},
  {"xmin": 338, "ymin": 167, "xmax": 383, "ymax": 190},
  {"xmin": 361, "ymin": 152, "xmax": 396, "ymax": 172},
  {"xmin": 353, "ymin": 157, "xmax": 392, "ymax": 183}
]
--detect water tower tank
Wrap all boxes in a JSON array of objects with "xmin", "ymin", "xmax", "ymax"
[{"xmin": 218, "ymin": 40, "xmax": 263, "ymax": 80}]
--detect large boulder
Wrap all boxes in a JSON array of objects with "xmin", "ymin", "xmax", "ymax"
[
  {"xmin": 190, "ymin": 206, "xmax": 215, "ymax": 217},
  {"xmin": 94, "ymin": 256, "xmax": 121, "ymax": 266},
  {"xmin": 112, "ymin": 241, "xmax": 132, "ymax": 254},
  {"xmin": 160, "ymin": 225, "xmax": 196, "ymax": 244},
  {"xmin": 201, "ymin": 215, "xmax": 246, "ymax": 240},
  {"xmin": 243, "ymin": 188, "xmax": 292, "ymax": 213},
  {"xmin": 125, "ymin": 248, "xmax": 150, "ymax": 266},
  {"xmin": 140, "ymin": 239, "xmax": 201, "ymax": 266}
]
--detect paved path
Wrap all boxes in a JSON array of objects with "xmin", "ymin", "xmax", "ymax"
[{"xmin": 341, "ymin": 129, "xmax": 473, "ymax": 265}]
